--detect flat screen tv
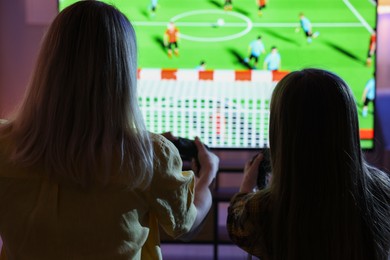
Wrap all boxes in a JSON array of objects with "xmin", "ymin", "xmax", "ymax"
[{"xmin": 59, "ymin": 0, "xmax": 377, "ymax": 149}]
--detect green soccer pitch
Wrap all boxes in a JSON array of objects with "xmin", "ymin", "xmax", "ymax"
[{"xmin": 59, "ymin": 0, "xmax": 376, "ymax": 148}]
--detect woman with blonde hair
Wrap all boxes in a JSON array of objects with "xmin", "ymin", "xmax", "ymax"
[
  {"xmin": 0, "ymin": 1, "xmax": 218, "ymax": 259},
  {"xmin": 227, "ymin": 68, "xmax": 390, "ymax": 260}
]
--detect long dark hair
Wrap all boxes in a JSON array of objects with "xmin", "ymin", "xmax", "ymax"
[
  {"xmin": 268, "ymin": 68, "xmax": 390, "ymax": 259},
  {"xmin": 0, "ymin": 1, "xmax": 153, "ymax": 188}
]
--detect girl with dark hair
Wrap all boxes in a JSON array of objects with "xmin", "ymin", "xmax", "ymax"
[
  {"xmin": 227, "ymin": 68, "xmax": 390, "ymax": 260},
  {"xmin": 0, "ymin": 1, "xmax": 218, "ymax": 259}
]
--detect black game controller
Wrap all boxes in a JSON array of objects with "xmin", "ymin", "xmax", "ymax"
[
  {"xmin": 256, "ymin": 148, "xmax": 272, "ymax": 190},
  {"xmin": 170, "ymin": 137, "xmax": 210, "ymax": 162},
  {"xmin": 171, "ymin": 137, "xmax": 199, "ymax": 161},
  {"xmin": 169, "ymin": 137, "xmax": 211, "ymax": 176}
]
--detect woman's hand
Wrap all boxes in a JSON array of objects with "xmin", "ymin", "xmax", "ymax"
[
  {"xmin": 193, "ymin": 137, "xmax": 218, "ymax": 185},
  {"xmin": 240, "ymin": 153, "xmax": 264, "ymax": 193},
  {"xmin": 179, "ymin": 137, "xmax": 219, "ymax": 241}
]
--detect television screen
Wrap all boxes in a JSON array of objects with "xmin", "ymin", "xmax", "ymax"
[{"xmin": 59, "ymin": 0, "xmax": 377, "ymax": 149}]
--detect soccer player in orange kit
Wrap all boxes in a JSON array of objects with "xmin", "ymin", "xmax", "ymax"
[
  {"xmin": 164, "ymin": 22, "xmax": 180, "ymax": 58},
  {"xmin": 366, "ymin": 29, "xmax": 376, "ymax": 66}
]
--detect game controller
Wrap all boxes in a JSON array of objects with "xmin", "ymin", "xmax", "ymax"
[
  {"xmin": 171, "ymin": 137, "xmax": 199, "ymax": 161},
  {"xmin": 170, "ymin": 137, "xmax": 210, "ymax": 161},
  {"xmin": 256, "ymin": 148, "xmax": 272, "ymax": 189}
]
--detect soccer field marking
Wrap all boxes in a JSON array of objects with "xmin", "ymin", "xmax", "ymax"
[
  {"xmin": 170, "ymin": 10, "xmax": 253, "ymax": 42},
  {"xmin": 133, "ymin": 21, "xmax": 365, "ymax": 28},
  {"xmin": 343, "ymin": 0, "xmax": 374, "ymax": 33},
  {"xmin": 368, "ymin": 0, "xmax": 377, "ymax": 6}
]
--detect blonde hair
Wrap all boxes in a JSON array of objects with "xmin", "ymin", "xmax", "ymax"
[{"xmin": 1, "ymin": 1, "xmax": 153, "ymax": 188}]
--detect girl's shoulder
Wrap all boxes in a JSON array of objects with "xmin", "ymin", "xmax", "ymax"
[
  {"xmin": 149, "ymin": 132, "xmax": 181, "ymax": 168},
  {"xmin": 150, "ymin": 133, "xmax": 178, "ymax": 155}
]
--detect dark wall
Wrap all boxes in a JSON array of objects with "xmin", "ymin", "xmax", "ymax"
[{"xmin": 0, "ymin": 0, "xmax": 55, "ymax": 117}]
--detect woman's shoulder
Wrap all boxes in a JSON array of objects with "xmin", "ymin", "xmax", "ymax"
[
  {"xmin": 0, "ymin": 121, "xmax": 12, "ymax": 156},
  {"xmin": 149, "ymin": 132, "xmax": 182, "ymax": 168},
  {"xmin": 150, "ymin": 133, "xmax": 179, "ymax": 155},
  {"xmin": 147, "ymin": 133, "xmax": 191, "ymax": 189},
  {"xmin": 0, "ymin": 122, "xmax": 43, "ymax": 179},
  {"xmin": 150, "ymin": 132, "xmax": 169, "ymax": 146}
]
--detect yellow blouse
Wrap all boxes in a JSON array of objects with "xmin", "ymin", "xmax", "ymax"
[{"xmin": 0, "ymin": 133, "xmax": 196, "ymax": 259}]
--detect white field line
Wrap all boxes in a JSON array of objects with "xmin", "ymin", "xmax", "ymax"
[
  {"xmin": 133, "ymin": 21, "xmax": 365, "ymax": 28},
  {"xmin": 368, "ymin": 0, "xmax": 377, "ymax": 6},
  {"xmin": 343, "ymin": 0, "xmax": 374, "ymax": 33}
]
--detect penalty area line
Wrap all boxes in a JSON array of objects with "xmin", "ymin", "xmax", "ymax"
[{"xmin": 342, "ymin": 0, "xmax": 374, "ymax": 33}]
